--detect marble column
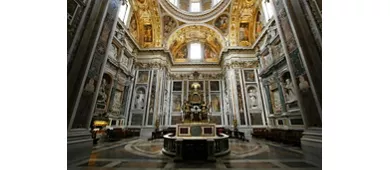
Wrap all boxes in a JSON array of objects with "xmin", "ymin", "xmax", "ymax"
[
  {"xmin": 284, "ymin": 0, "xmax": 322, "ymax": 166},
  {"xmin": 122, "ymin": 75, "xmax": 134, "ymax": 126},
  {"xmin": 67, "ymin": 0, "xmax": 121, "ymax": 165},
  {"xmin": 163, "ymin": 77, "xmax": 171, "ymax": 127},
  {"xmin": 124, "ymin": 58, "xmax": 136, "ymax": 126},
  {"xmin": 224, "ymin": 69, "xmax": 237, "ymax": 128},
  {"xmin": 271, "ymin": 0, "xmax": 322, "ymax": 166}
]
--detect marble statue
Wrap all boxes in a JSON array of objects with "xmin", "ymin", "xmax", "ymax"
[
  {"xmin": 298, "ymin": 75, "xmax": 310, "ymax": 91},
  {"xmin": 198, "ymin": 73, "xmax": 203, "ymax": 79},
  {"xmin": 110, "ymin": 44, "xmax": 117, "ymax": 58},
  {"xmin": 189, "ymin": 74, "xmax": 194, "ymax": 80},
  {"xmin": 84, "ymin": 79, "xmax": 95, "ymax": 93},
  {"xmin": 248, "ymin": 89, "xmax": 258, "ymax": 109},
  {"xmin": 284, "ymin": 79, "xmax": 297, "ymax": 102},
  {"xmin": 97, "ymin": 79, "xmax": 108, "ymax": 104},
  {"xmin": 134, "ymin": 90, "xmax": 145, "ymax": 109},
  {"xmin": 174, "ymin": 98, "xmax": 181, "ymax": 111},
  {"xmin": 212, "ymin": 96, "xmax": 220, "ymax": 112}
]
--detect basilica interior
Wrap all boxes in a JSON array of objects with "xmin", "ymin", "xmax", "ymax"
[{"xmin": 67, "ymin": 0, "xmax": 322, "ymax": 169}]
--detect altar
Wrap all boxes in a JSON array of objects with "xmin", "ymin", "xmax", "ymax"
[{"xmin": 162, "ymin": 81, "xmax": 230, "ymax": 161}]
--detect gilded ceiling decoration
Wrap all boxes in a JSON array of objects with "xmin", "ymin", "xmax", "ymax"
[
  {"xmin": 163, "ymin": 15, "xmax": 178, "ymax": 38},
  {"xmin": 159, "ymin": 0, "xmax": 232, "ymax": 23},
  {"xmin": 229, "ymin": 0, "xmax": 263, "ymax": 46},
  {"xmin": 166, "ymin": 24, "xmax": 225, "ymax": 63},
  {"xmin": 127, "ymin": 0, "xmax": 266, "ymax": 65},
  {"xmin": 214, "ymin": 13, "xmax": 229, "ymax": 35},
  {"xmin": 129, "ymin": 0, "xmax": 162, "ymax": 48}
]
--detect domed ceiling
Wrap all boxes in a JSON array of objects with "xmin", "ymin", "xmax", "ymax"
[{"xmin": 128, "ymin": 0, "xmax": 266, "ymax": 65}]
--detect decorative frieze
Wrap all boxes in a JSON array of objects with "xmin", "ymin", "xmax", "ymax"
[
  {"xmin": 168, "ymin": 72, "xmax": 223, "ymax": 80},
  {"xmin": 223, "ymin": 60, "xmax": 259, "ymax": 69},
  {"xmin": 135, "ymin": 61, "xmax": 170, "ymax": 70}
]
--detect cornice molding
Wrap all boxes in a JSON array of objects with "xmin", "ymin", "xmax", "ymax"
[{"xmin": 159, "ymin": 0, "xmax": 232, "ymax": 23}]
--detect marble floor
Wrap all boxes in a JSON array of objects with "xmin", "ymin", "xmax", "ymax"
[{"xmin": 69, "ymin": 137, "xmax": 320, "ymax": 170}]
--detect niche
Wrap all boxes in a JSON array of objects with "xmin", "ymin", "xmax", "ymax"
[
  {"xmin": 281, "ymin": 72, "xmax": 298, "ymax": 110},
  {"xmin": 247, "ymin": 86, "xmax": 259, "ymax": 110},
  {"xmin": 133, "ymin": 87, "xmax": 146, "ymax": 110},
  {"xmin": 96, "ymin": 73, "xmax": 113, "ymax": 111}
]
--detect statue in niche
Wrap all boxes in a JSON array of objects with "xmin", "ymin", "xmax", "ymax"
[
  {"xmin": 211, "ymin": 95, "xmax": 220, "ymax": 112},
  {"xmin": 174, "ymin": 97, "xmax": 181, "ymax": 111},
  {"xmin": 189, "ymin": 73, "xmax": 194, "ymax": 80},
  {"xmin": 112, "ymin": 91, "xmax": 122, "ymax": 112},
  {"xmin": 134, "ymin": 89, "xmax": 145, "ymax": 109},
  {"xmin": 248, "ymin": 89, "xmax": 258, "ymax": 109},
  {"xmin": 97, "ymin": 79, "xmax": 108, "ymax": 105},
  {"xmin": 198, "ymin": 73, "xmax": 203, "ymax": 79},
  {"xmin": 298, "ymin": 75, "xmax": 310, "ymax": 92},
  {"xmin": 109, "ymin": 44, "xmax": 118, "ymax": 58},
  {"xmin": 115, "ymin": 29, "xmax": 124, "ymax": 41},
  {"xmin": 284, "ymin": 79, "xmax": 297, "ymax": 103},
  {"xmin": 181, "ymin": 100, "xmax": 190, "ymax": 122}
]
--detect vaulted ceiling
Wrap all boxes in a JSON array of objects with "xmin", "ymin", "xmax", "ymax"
[{"xmin": 128, "ymin": 0, "xmax": 266, "ymax": 65}]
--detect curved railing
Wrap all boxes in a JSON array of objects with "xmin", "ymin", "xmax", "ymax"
[{"xmin": 162, "ymin": 133, "xmax": 230, "ymax": 157}]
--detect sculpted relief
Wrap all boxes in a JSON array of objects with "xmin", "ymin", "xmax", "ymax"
[
  {"xmin": 247, "ymin": 87, "xmax": 259, "ymax": 109},
  {"xmin": 134, "ymin": 88, "xmax": 146, "ymax": 110}
]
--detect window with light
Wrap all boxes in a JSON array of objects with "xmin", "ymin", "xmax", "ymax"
[
  {"xmin": 118, "ymin": 1, "xmax": 131, "ymax": 25},
  {"xmin": 262, "ymin": 0, "xmax": 274, "ymax": 22},
  {"xmin": 189, "ymin": 42, "xmax": 202, "ymax": 61},
  {"xmin": 212, "ymin": 0, "xmax": 221, "ymax": 6},
  {"xmin": 190, "ymin": 1, "xmax": 201, "ymax": 12},
  {"xmin": 169, "ymin": 0, "xmax": 179, "ymax": 6}
]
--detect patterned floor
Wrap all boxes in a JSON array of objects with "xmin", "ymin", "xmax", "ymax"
[{"xmin": 69, "ymin": 137, "xmax": 320, "ymax": 170}]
